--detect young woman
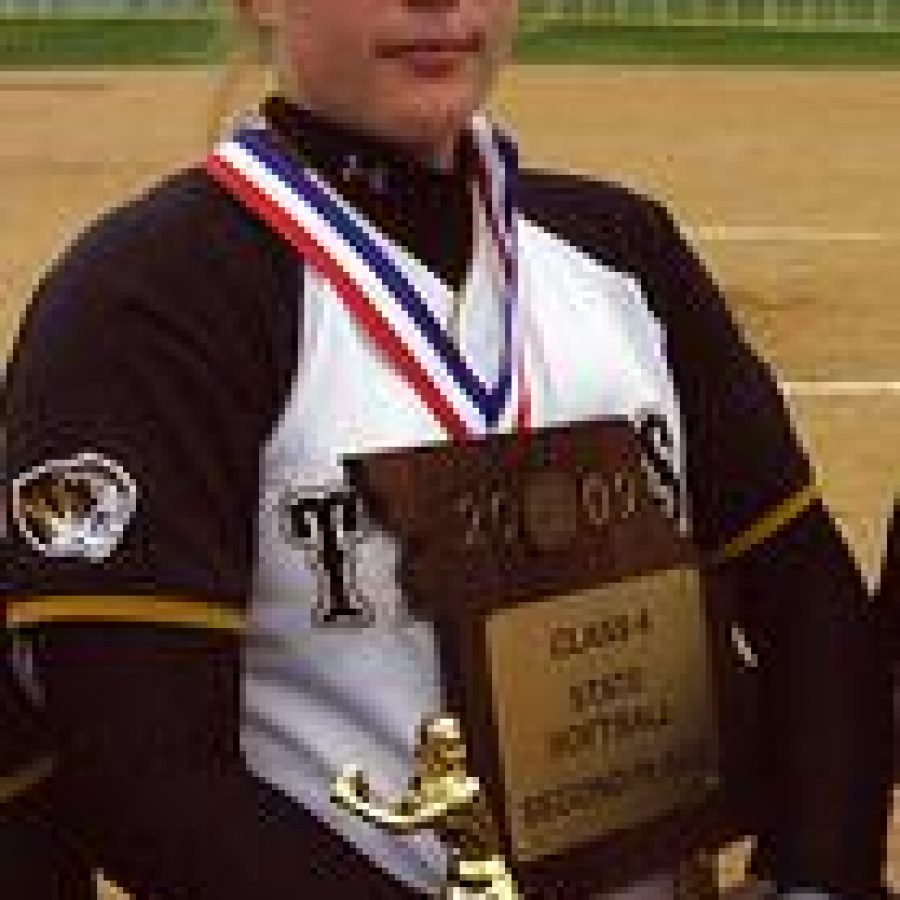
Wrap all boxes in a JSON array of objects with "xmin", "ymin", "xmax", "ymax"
[{"xmin": 2, "ymin": 0, "xmax": 889, "ymax": 896}]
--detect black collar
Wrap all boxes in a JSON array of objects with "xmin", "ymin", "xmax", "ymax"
[{"xmin": 262, "ymin": 95, "xmax": 475, "ymax": 291}]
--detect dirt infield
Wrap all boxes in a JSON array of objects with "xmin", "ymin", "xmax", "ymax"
[{"xmin": 2, "ymin": 64, "xmax": 898, "ymax": 895}]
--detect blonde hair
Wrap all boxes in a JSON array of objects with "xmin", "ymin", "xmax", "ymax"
[{"xmin": 205, "ymin": 6, "xmax": 277, "ymax": 147}]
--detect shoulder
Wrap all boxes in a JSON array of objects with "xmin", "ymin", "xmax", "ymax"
[
  {"xmin": 520, "ymin": 168, "xmax": 666, "ymax": 227},
  {"xmin": 519, "ymin": 167, "xmax": 734, "ymax": 346},
  {"xmin": 519, "ymin": 168, "xmax": 680, "ymax": 281},
  {"xmin": 520, "ymin": 171, "xmax": 813, "ymax": 546},
  {"xmin": 519, "ymin": 168, "xmax": 719, "ymax": 328},
  {"xmin": 81, "ymin": 165, "xmax": 285, "ymax": 260},
  {"xmin": 11, "ymin": 167, "xmax": 299, "ymax": 384},
  {"xmin": 36, "ymin": 166, "xmax": 296, "ymax": 312},
  {"xmin": 7, "ymin": 167, "xmax": 301, "ymax": 441}
]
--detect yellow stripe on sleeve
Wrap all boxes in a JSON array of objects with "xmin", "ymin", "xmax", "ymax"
[
  {"xmin": 6, "ymin": 596, "xmax": 246, "ymax": 633},
  {"xmin": 717, "ymin": 482, "xmax": 819, "ymax": 563},
  {"xmin": 0, "ymin": 754, "xmax": 55, "ymax": 806}
]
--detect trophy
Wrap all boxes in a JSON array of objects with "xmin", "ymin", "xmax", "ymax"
[
  {"xmin": 332, "ymin": 714, "xmax": 723, "ymax": 899},
  {"xmin": 332, "ymin": 714, "xmax": 521, "ymax": 899},
  {"xmin": 333, "ymin": 419, "xmax": 750, "ymax": 898}
]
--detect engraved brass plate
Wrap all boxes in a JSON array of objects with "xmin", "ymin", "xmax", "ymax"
[{"xmin": 485, "ymin": 565, "xmax": 719, "ymax": 863}]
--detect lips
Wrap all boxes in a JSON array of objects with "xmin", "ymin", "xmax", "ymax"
[{"xmin": 379, "ymin": 34, "xmax": 483, "ymax": 74}]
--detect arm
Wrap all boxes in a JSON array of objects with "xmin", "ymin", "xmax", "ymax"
[
  {"xmin": 3, "ymin": 183, "xmax": 418, "ymax": 899},
  {"xmin": 33, "ymin": 626, "xmax": 418, "ymax": 899},
  {"xmin": 720, "ymin": 500, "xmax": 889, "ymax": 899},
  {"xmin": 640, "ymin": 201, "xmax": 891, "ymax": 898},
  {"xmin": 332, "ymin": 767, "xmax": 456, "ymax": 833},
  {"xmin": 1, "ymin": 409, "xmax": 93, "ymax": 900}
]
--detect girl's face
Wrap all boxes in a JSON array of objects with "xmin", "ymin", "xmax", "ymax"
[{"xmin": 245, "ymin": 0, "xmax": 518, "ymax": 162}]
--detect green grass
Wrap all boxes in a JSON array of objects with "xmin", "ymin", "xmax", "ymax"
[
  {"xmin": 2, "ymin": 17, "xmax": 900, "ymax": 69},
  {"xmin": 515, "ymin": 22, "xmax": 900, "ymax": 66},
  {"xmin": 0, "ymin": 16, "xmax": 224, "ymax": 67},
  {"xmin": 516, "ymin": 0, "xmax": 900, "ymax": 31}
]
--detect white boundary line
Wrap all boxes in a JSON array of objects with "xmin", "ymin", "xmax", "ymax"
[
  {"xmin": 0, "ymin": 79, "xmax": 111, "ymax": 93},
  {"xmin": 690, "ymin": 225, "xmax": 900, "ymax": 244},
  {"xmin": 685, "ymin": 225, "xmax": 900, "ymax": 400},
  {"xmin": 782, "ymin": 381, "xmax": 900, "ymax": 397}
]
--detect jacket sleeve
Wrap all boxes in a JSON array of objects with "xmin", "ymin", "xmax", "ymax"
[
  {"xmin": 2, "ymin": 397, "xmax": 94, "ymax": 900},
  {"xmin": 639, "ymin": 198, "xmax": 891, "ymax": 898},
  {"xmin": 3, "ymin": 178, "xmax": 418, "ymax": 899}
]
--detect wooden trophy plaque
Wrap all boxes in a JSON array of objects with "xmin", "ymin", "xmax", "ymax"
[{"xmin": 346, "ymin": 418, "xmax": 745, "ymax": 897}]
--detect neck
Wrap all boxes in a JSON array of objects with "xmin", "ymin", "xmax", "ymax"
[
  {"xmin": 380, "ymin": 130, "xmax": 460, "ymax": 172},
  {"xmin": 420, "ymin": 136, "xmax": 460, "ymax": 172},
  {"xmin": 279, "ymin": 90, "xmax": 464, "ymax": 172}
]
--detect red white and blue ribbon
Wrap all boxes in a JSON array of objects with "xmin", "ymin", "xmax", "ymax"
[{"xmin": 206, "ymin": 116, "xmax": 529, "ymax": 441}]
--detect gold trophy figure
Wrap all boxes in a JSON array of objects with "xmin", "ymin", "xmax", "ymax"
[{"xmin": 332, "ymin": 715, "xmax": 521, "ymax": 899}]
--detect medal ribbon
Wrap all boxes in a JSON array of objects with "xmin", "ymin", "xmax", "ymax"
[{"xmin": 206, "ymin": 117, "xmax": 530, "ymax": 441}]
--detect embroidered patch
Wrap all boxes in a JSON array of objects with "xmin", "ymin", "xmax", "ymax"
[{"xmin": 12, "ymin": 453, "xmax": 139, "ymax": 562}]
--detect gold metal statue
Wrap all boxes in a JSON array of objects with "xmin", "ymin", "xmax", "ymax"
[{"xmin": 332, "ymin": 715, "xmax": 521, "ymax": 899}]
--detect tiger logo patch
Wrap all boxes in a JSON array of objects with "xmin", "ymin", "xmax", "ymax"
[{"xmin": 11, "ymin": 453, "xmax": 139, "ymax": 562}]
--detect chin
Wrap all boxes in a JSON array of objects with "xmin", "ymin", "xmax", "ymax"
[{"xmin": 391, "ymin": 92, "xmax": 479, "ymax": 146}]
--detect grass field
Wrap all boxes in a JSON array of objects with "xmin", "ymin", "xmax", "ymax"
[
  {"xmin": 4, "ymin": 17, "xmax": 900, "ymax": 67},
  {"xmin": 2, "ymin": 53, "xmax": 899, "ymax": 900},
  {"xmin": 516, "ymin": 22, "xmax": 900, "ymax": 65},
  {"xmin": 0, "ymin": 16, "xmax": 225, "ymax": 66},
  {"xmin": 518, "ymin": 0, "xmax": 900, "ymax": 28}
]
